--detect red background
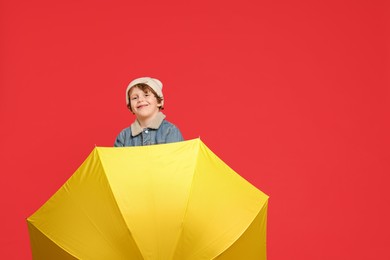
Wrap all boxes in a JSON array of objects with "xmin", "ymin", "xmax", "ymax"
[{"xmin": 1, "ymin": 0, "xmax": 389, "ymax": 259}]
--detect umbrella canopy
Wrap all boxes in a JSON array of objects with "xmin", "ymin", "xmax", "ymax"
[{"xmin": 27, "ymin": 138, "xmax": 269, "ymax": 259}]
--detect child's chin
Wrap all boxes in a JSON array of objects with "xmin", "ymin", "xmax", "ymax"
[{"xmin": 136, "ymin": 112, "xmax": 153, "ymax": 117}]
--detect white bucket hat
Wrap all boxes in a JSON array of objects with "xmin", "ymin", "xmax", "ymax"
[{"xmin": 125, "ymin": 77, "xmax": 164, "ymax": 108}]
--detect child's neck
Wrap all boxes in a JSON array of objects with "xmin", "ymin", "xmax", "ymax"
[{"xmin": 137, "ymin": 112, "xmax": 159, "ymax": 129}]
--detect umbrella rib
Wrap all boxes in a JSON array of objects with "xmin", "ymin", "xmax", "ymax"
[
  {"xmin": 211, "ymin": 200, "xmax": 268, "ymax": 259},
  {"xmin": 170, "ymin": 139, "xmax": 202, "ymax": 258},
  {"xmin": 95, "ymin": 148, "xmax": 144, "ymax": 259},
  {"xmin": 70, "ymin": 193, "xmax": 124, "ymax": 256},
  {"xmin": 27, "ymin": 218, "xmax": 80, "ymax": 259}
]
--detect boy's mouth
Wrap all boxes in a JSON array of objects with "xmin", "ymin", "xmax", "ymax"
[{"xmin": 137, "ymin": 104, "xmax": 148, "ymax": 109}]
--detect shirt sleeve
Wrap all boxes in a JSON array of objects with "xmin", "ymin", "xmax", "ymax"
[
  {"xmin": 114, "ymin": 131, "xmax": 125, "ymax": 147},
  {"xmin": 165, "ymin": 125, "xmax": 184, "ymax": 143}
]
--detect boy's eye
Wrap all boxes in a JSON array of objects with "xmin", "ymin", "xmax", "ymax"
[{"xmin": 131, "ymin": 96, "xmax": 138, "ymax": 100}]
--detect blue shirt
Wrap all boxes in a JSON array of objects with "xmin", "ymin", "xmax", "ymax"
[{"xmin": 114, "ymin": 112, "xmax": 183, "ymax": 147}]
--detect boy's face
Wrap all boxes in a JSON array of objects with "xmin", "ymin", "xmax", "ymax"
[{"xmin": 129, "ymin": 87, "xmax": 162, "ymax": 120}]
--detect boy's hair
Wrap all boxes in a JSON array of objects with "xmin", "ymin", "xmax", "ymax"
[{"xmin": 127, "ymin": 83, "xmax": 164, "ymax": 112}]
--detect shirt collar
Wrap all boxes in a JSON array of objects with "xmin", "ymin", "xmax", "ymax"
[{"xmin": 131, "ymin": 112, "xmax": 166, "ymax": 136}]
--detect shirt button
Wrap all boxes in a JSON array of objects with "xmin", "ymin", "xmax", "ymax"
[{"xmin": 145, "ymin": 130, "xmax": 148, "ymax": 133}]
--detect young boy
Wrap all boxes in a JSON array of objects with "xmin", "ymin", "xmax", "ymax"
[{"xmin": 114, "ymin": 77, "xmax": 184, "ymax": 147}]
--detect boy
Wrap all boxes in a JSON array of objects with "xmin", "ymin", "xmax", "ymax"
[{"xmin": 114, "ymin": 77, "xmax": 184, "ymax": 147}]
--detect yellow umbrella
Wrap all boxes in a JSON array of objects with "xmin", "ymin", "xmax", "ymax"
[{"xmin": 27, "ymin": 138, "xmax": 269, "ymax": 259}]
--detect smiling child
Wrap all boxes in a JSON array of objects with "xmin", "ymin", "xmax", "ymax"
[{"xmin": 114, "ymin": 77, "xmax": 184, "ymax": 146}]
